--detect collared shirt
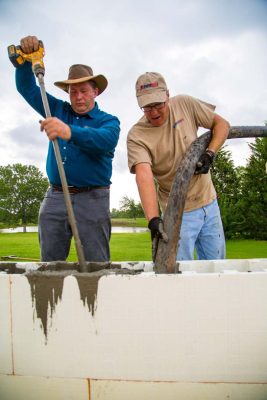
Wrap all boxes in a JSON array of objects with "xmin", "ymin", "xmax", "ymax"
[
  {"xmin": 16, "ymin": 62, "xmax": 120, "ymax": 187},
  {"xmin": 127, "ymin": 95, "xmax": 217, "ymax": 212}
]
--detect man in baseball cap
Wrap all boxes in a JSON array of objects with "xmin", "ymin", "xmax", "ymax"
[{"xmin": 127, "ymin": 71, "xmax": 230, "ymax": 261}]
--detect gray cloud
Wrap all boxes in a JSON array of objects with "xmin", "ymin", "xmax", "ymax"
[
  {"xmin": 8, "ymin": 122, "xmax": 46, "ymax": 147},
  {"xmin": 1, "ymin": 121, "xmax": 47, "ymax": 170},
  {"xmin": 0, "ymin": 0, "xmax": 266, "ymax": 208}
]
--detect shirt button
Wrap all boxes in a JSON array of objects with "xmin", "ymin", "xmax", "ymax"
[
  {"xmin": 63, "ymin": 147, "xmax": 66, "ymax": 150},
  {"xmin": 76, "ymin": 117, "xmax": 79, "ymax": 120}
]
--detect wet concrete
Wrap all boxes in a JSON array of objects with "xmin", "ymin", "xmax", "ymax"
[
  {"xmin": 0, "ymin": 261, "xmax": 145, "ymax": 339},
  {"xmin": 27, "ymin": 272, "xmax": 65, "ymax": 338}
]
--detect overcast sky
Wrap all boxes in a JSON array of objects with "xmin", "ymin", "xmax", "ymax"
[{"xmin": 0, "ymin": 0, "xmax": 266, "ymax": 209}]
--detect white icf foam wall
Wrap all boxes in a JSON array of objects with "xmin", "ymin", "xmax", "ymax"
[{"xmin": 1, "ymin": 259, "xmax": 267, "ymax": 400}]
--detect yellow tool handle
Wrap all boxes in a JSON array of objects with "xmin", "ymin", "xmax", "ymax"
[
  {"xmin": 7, "ymin": 40, "xmax": 45, "ymax": 76},
  {"xmin": 7, "ymin": 45, "xmax": 24, "ymax": 67}
]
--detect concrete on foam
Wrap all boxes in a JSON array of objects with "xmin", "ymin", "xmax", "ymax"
[{"xmin": 0, "ymin": 259, "xmax": 267, "ymax": 399}]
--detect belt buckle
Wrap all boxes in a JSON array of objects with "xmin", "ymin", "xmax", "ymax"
[{"xmin": 67, "ymin": 186, "xmax": 77, "ymax": 194}]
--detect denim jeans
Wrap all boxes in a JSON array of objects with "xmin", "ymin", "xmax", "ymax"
[
  {"xmin": 38, "ymin": 187, "xmax": 111, "ymax": 262},
  {"xmin": 176, "ymin": 199, "xmax": 226, "ymax": 260}
]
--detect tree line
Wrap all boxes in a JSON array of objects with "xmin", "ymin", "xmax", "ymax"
[
  {"xmin": 210, "ymin": 137, "xmax": 267, "ymax": 240},
  {"xmin": 0, "ymin": 164, "xmax": 48, "ymax": 232},
  {"xmin": 0, "ymin": 137, "xmax": 266, "ymax": 238}
]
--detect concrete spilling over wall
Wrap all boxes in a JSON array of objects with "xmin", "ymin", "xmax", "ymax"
[{"xmin": 1, "ymin": 259, "xmax": 267, "ymax": 400}]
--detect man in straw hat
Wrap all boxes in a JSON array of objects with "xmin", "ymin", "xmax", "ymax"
[
  {"xmin": 14, "ymin": 35, "xmax": 120, "ymax": 262},
  {"xmin": 127, "ymin": 72, "xmax": 230, "ymax": 260}
]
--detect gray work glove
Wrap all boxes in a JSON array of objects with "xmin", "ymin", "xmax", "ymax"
[
  {"xmin": 195, "ymin": 149, "xmax": 215, "ymax": 175},
  {"xmin": 148, "ymin": 217, "xmax": 168, "ymax": 262}
]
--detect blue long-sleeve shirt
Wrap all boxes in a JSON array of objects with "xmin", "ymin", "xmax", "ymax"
[{"xmin": 16, "ymin": 62, "xmax": 120, "ymax": 187}]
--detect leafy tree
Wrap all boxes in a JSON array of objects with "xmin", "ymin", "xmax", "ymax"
[
  {"xmin": 211, "ymin": 147, "xmax": 239, "ymax": 199},
  {"xmin": 119, "ymin": 196, "xmax": 144, "ymax": 219},
  {"xmin": 0, "ymin": 164, "xmax": 48, "ymax": 232},
  {"xmin": 235, "ymin": 137, "xmax": 267, "ymax": 239},
  {"xmin": 110, "ymin": 207, "xmax": 129, "ymax": 218},
  {"xmin": 211, "ymin": 147, "xmax": 241, "ymax": 238}
]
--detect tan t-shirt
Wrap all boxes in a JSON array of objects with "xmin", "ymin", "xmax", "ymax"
[{"xmin": 127, "ymin": 94, "xmax": 217, "ymax": 212}]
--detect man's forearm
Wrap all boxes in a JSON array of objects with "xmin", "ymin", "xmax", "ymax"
[
  {"xmin": 135, "ymin": 163, "xmax": 159, "ymax": 221},
  {"xmin": 208, "ymin": 114, "xmax": 230, "ymax": 153}
]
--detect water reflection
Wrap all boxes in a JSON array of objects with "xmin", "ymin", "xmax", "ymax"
[
  {"xmin": 0, "ymin": 226, "xmax": 148, "ymax": 234},
  {"xmin": 112, "ymin": 226, "xmax": 148, "ymax": 233}
]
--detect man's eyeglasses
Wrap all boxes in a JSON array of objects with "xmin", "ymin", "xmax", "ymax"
[{"xmin": 141, "ymin": 102, "xmax": 166, "ymax": 112}]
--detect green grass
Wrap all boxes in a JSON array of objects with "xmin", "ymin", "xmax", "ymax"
[
  {"xmin": 111, "ymin": 218, "xmax": 147, "ymax": 227},
  {"xmin": 0, "ymin": 232, "xmax": 266, "ymax": 262},
  {"xmin": 110, "ymin": 233, "xmax": 151, "ymax": 260},
  {"xmin": 226, "ymin": 240, "xmax": 267, "ymax": 259},
  {"xmin": 0, "ymin": 233, "xmax": 41, "ymax": 261}
]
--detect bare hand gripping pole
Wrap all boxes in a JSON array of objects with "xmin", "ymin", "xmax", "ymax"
[
  {"xmin": 8, "ymin": 42, "xmax": 87, "ymax": 272},
  {"xmin": 154, "ymin": 126, "xmax": 267, "ymax": 274}
]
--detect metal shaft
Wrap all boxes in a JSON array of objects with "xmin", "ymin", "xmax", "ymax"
[{"xmin": 38, "ymin": 73, "xmax": 87, "ymax": 272}]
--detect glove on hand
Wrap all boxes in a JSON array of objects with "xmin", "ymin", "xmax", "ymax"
[
  {"xmin": 148, "ymin": 217, "xmax": 168, "ymax": 241},
  {"xmin": 148, "ymin": 217, "xmax": 168, "ymax": 262},
  {"xmin": 195, "ymin": 149, "xmax": 215, "ymax": 175}
]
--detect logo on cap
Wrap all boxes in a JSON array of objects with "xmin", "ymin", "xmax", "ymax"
[{"xmin": 140, "ymin": 82, "xmax": 159, "ymax": 91}]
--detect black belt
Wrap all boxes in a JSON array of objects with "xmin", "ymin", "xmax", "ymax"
[{"xmin": 51, "ymin": 185, "xmax": 109, "ymax": 194}]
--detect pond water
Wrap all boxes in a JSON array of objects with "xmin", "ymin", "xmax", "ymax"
[{"xmin": 0, "ymin": 226, "xmax": 148, "ymax": 234}]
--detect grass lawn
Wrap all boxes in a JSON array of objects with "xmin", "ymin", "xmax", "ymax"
[
  {"xmin": 0, "ymin": 232, "xmax": 266, "ymax": 262},
  {"xmin": 111, "ymin": 218, "xmax": 147, "ymax": 227}
]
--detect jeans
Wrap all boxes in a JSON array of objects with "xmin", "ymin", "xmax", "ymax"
[
  {"xmin": 38, "ymin": 187, "xmax": 111, "ymax": 262},
  {"xmin": 176, "ymin": 199, "xmax": 225, "ymax": 260}
]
